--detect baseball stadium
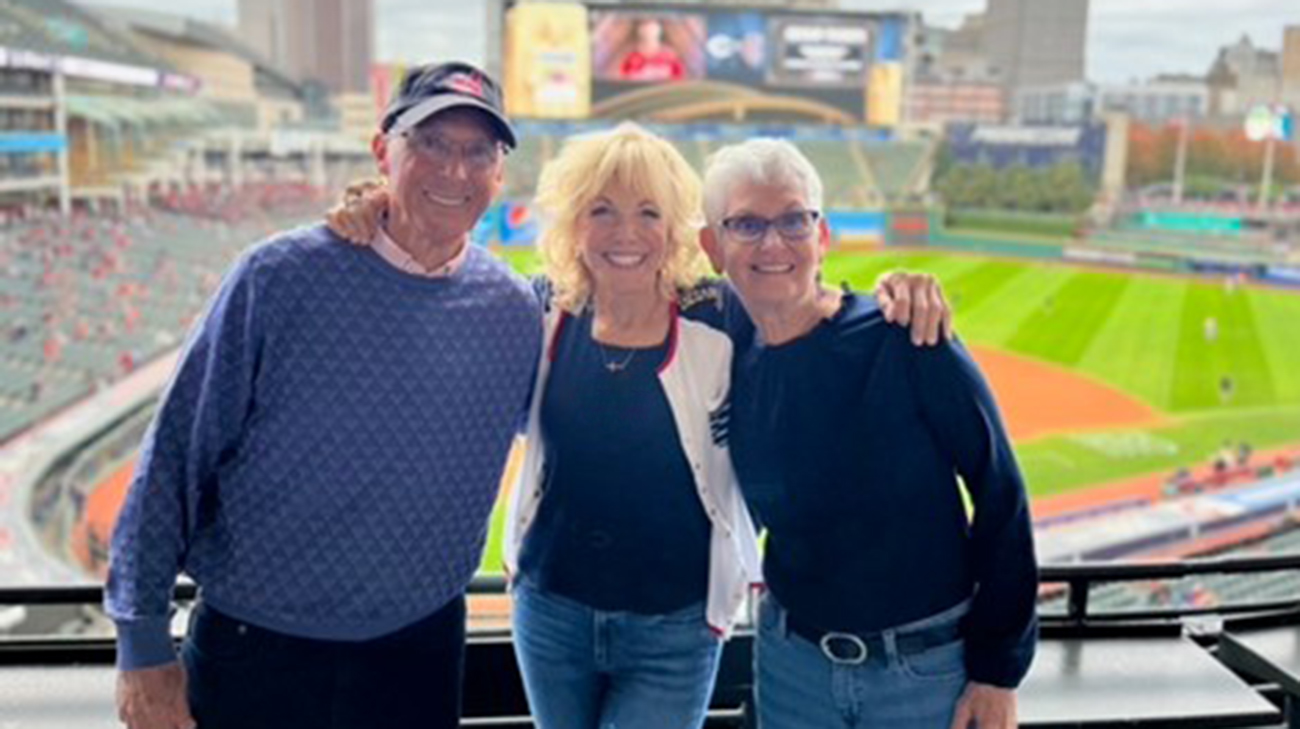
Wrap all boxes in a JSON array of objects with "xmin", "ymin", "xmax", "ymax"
[{"xmin": 4, "ymin": 0, "xmax": 1300, "ymax": 726}]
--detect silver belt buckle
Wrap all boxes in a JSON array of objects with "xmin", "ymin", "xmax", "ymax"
[{"xmin": 819, "ymin": 632, "xmax": 869, "ymax": 665}]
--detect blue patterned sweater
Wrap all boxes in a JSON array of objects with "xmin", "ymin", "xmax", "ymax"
[{"xmin": 105, "ymin": 225, "xmax": 541, "ymax": 670}]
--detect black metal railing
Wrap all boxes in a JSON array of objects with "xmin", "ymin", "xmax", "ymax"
[
  {"xmin": 5, "ymin": 553, "xmax": 1300, "ymax": 636},
  {"xmin": 6, "ymin": 556, "xmax": 1300, "ymax": 728},
  {"xmin": 1039, "ymin": 552, "xmax": 1300, "ymax": 629}
]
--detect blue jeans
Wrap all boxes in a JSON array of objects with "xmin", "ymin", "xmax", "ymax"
[
  {"xmin": 756, "ymin": 593, "xmax": 970, "ymax": 729},
  {"xmin": 512, "ymin": 578, "xmax": 723, "ymax": 729}
]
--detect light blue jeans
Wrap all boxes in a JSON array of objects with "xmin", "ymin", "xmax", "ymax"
[
  {"xmin": 512, "ymin": 578, "xmax": 723, "ymax": 729},
  {"xmin": 756, "ymin": 593, "xmax": 970, "ymax": 729}
]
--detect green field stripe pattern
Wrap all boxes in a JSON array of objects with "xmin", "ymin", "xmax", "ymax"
[
  {"xmin": 1250, "ymin": 287, "xmax": 1300, "ymax": 405},
  {"xmin": 953, "ymin": 264, "xmax": 1076, "ymax": 345},
  {"xmin": 1005, "ymin": 271, "xmax": 1131, "ymax": 367},
  {"xmin": 1171, "ymin": 282, "xmax": 1276, "ymax": 411},
  {"xmin": 1077, "ymin": 280, "xmax": 1186, "ymax": 412},
  {"xmin": 942, "ymin": 259, "xmax": 1028, "ymax": 319}
]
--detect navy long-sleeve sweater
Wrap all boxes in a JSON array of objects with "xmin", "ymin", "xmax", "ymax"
[
  {"xmin": 727, "ymin": 290, "xmax": 1038, "ymax": 688},
  {"xmin": 106, "ymin": 226, "xmax": 541, "ymax": 669}
]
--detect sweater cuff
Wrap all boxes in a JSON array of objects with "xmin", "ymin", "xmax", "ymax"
[
  {"xmin": 115, "ymin": 617, "xmax": 178, "ymax": 671},
  {"xmin": 965, "ymin": 644, "xmax": 1034, "ymax": 688}
]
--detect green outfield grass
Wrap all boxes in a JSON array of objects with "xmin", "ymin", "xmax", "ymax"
[
  {"xmin": 820, "ymin": 251, "xmax": 1300, "ymax": 415},
  {"xmin": 944, "ymin": 210, "xmax": 1080, "ymax": 239},
  {"xmin": 477, "ymin": 246, "xmax": 1300, "ymax": 572}
]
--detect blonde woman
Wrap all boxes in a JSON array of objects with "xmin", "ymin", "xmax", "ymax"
[{"xmin": 333, "ymin": 123, "xmax": 759, "ymax": 729}]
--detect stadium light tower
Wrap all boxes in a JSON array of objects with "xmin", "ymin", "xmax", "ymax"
[
  {"xmin": 1172, "ymin": 116, "xmax": 1189, "ymax": 206},
  {"xmin": 1245, "ymin": 102, "xmax": 1295, "ymax": 212}
]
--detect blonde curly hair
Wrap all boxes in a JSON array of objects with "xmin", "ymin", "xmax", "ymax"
[{"xmin": 534, "ymin": 123, "xmax": 707, "ymax": 313}]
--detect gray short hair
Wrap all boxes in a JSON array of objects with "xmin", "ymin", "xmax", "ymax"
[{"xmin": 702, "ymin": 138, "xmax": 825, "ymax": 227}]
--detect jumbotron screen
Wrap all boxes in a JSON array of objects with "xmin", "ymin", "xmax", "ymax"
[{"xmin": 502, "ymin": 1, "xmax": 911, "ymax": 127}]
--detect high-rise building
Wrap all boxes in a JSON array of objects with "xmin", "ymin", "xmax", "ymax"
[
  {"xmin": 983, "ymin": 0, "xmax": 1088, "ymax": 93},
  {"xmin": 1283, "ymin": 26, "xmax": 1300, "ymax": 95},
  {"xmin": 1206, "ymin": 35, "xmax": 1280, "ymax": 116},
  {"xmin": 238, "ymin": 0, "xmax": 373, "ymax": 94},
  {"xmin": 237, "ymin": 0, "xmax": 276, "ymax": 67}
]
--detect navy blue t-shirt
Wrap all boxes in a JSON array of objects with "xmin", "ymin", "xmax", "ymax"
[{"xmin": 518, "ymin": 310, "xmax": 712, "ymax": 614}]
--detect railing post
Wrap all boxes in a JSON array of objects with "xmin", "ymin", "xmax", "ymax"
[{"xmin": 1068, "ymin": 578, "xmax": 1091, "ymax": 626}]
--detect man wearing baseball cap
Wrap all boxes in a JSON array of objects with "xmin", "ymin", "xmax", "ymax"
[{"xmin": 107, "ymin": 61, "xmax": 541, "ymax": 729}]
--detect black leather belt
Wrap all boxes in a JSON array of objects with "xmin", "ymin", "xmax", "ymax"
[{"xmin": 785, "ymin": 611, "xmax": 962, "ymax": 666}]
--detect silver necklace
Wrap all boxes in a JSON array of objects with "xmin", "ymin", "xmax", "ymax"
[{"xmin": 597, "ymin": 342, "xmax": 636, "ymax": 373}]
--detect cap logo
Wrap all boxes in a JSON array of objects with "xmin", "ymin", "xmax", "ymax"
[{"xmin": 446, "ymin": 72, "xmax": 485, "ymax": 99}]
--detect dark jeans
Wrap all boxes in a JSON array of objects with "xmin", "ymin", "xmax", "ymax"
[{"xmin": 182, "ymin": 597, "xmax": 466, "ymax": 729}]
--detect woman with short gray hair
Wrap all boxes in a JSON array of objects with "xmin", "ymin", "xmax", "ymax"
[{"xmin": 699, "ymin": 138, "xmax": 1038, "ymax": 729}]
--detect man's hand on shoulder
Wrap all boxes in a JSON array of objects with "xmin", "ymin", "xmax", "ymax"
[
  {"xmin": 325, "ymin": 179, "xmax": 389, "ymax": 245},
  {"xmin": 874, "ymin": 270, "xmax": 953, "ymax": 346}
]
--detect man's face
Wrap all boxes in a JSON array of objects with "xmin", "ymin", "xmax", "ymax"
[
  {"xmin": 703, "ymin": 182, "xmax": 829, "ymax": 311},
  {"xmin": 637, "ymin": 20, "xmax": 664, "ymax": 51},
  {"xmin": 372, "ymin": 107, "xmax": 505, "ymax": 245}
]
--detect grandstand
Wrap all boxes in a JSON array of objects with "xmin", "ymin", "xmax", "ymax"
[
  {"xmin": 499, "ymin": 122, "xmax": 936, "ymax": 209},
  {"xmin": 1041, "ymin": 522, "xmax": 1300, "ymax": 617},
  {"xmin": 0, "ymin": 184, "xmax": 320, "ymax": 443},
  {"xmin": 1088, "ymin": 230, "xmax": 1296, "ymax": 266}
]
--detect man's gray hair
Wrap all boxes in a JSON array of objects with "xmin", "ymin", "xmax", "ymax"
[{"xmin": 702, "ymin": 138, "xmax": 825, "ymax": 228}]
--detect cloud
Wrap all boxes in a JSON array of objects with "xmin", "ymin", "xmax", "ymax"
[{"xmin": 376, "ymin": 0, "xmax": 485, "ymax": 65}]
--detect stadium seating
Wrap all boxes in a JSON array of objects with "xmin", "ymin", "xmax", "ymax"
[
  {"xmin": 861, "ymin": 142, "xmax": 931, "ymax": 200},
  {"xmin": 0, "ymin": 184, "xmax": 320, "ymax": 443},
  {"xmin": 797, "ymin": 140, "xmax": 873, "ymax": 208},
  {"xmin": 1040, "ymin": 524, "xmax": 1300, "ymax": 615},
  {"xmin": 495, "ymin": 128, "xmax": 932, "ymax": 207},
  {"xmin": 1089, "ymin": 228, "xmax": 1290, "ymax": 264}
]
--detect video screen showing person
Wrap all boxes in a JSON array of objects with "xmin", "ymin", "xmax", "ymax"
[{"xmin": 592, "ymin": 12, "xmax": 705, "ymax": 84}]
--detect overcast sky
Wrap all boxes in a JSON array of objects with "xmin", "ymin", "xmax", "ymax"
[{"xmin": 74, "ymin": 0, "xmax": 1300, "ymax": 84}]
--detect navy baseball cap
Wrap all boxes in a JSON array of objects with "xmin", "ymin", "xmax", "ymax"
[{"xmin": 380, "ymin": 61, "xmax": 517, "ymax": 149}]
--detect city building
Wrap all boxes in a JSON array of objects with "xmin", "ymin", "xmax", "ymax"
[
  {"xmin": 1017, "ymin": 78, "xmax": 1209, "ymax": 125},
  {"xmin": 984, "ymin": 0, "xmax": 1089, "ymax": 93},
  {"xmin": 237, "ymin": 0, "xmax": 373, "ymax": 95},
  {"xmin": 1206, "ymin": 34, "xmax": 1281, "ymax": 117}
]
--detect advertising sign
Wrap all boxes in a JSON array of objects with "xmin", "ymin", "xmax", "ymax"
[
  {"xmin": 504, "ymin": 2, "xmax": 593, "ymax": 118},
  {"xmin": 704, "ymin": 13, "xmax": 767, "ymax": 86},
  {"xmin": 767, "ymin": 17, "xmax": 872, "ymax": 87}
]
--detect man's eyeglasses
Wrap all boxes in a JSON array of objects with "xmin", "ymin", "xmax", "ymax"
[
  {"xmin": 719, "ymin": 210, "xmax": 820, "ymax": 245},
  {"xmin": 398, "ymin": 130, "xmax": 503, "ymax": 172}
]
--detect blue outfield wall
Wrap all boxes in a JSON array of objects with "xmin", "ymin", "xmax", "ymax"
[
  {"xmin": 0, "ymin": 133, "xmax": 66, "ymax": 153},
  {"xmin": 489, "ymin": 203, "xmax": 891, "ymax": 247},
  {"xmin": 826, "ymin": 210, "xmax": 887, "ymax": 244}
]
